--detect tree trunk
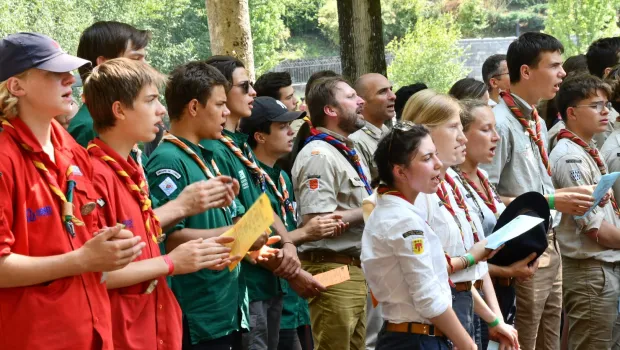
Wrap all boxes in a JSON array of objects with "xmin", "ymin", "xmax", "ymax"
[
  {"xmin": 337, "ymin": 0, "xmax": 386, "ymax": 83},
  {"xmin": 205, "ymin": 0, "xmax": 255, "ymax": 79}
]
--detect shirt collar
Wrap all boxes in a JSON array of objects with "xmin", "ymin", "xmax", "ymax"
[
  {"xmin": 511, "ymin": 93, "xmax": 534, "ymax": 118},
  {"xmin": 93, "ymin": 137, "xmax": 140, "ymax": 177},
  {"xmin": 316, "ymin": 127, "xmax": 355, "ymax": 148},
  {"xmin": 362, "ymin": 122, "xmax": 388, "ymax": 141},
  {"xmin": 10, "ymin": 117, "xmax": 75, "ymax": 160}
]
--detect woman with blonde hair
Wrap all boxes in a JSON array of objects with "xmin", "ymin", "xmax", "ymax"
[{"xmin": 402, "ymin": 89, "xmax": 519, "ymax": 349}]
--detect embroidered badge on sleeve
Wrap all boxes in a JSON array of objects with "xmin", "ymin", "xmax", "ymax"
[
  {"xmin": 570, "ymin": 169, "xmax": 582, "ymax": 182},
  {"xmin": 159, "ymin": 176, "xmax": 178, "ymax": 197},
  {"xmin": 412, "ymin": 238, "xmax": 424, "ymax": 255}
]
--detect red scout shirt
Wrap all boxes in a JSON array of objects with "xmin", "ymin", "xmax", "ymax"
[
  {"xmin": 0, "ymin": 118, "xmax": 112, "ymax": 349},
  {"xmin": 89, "ymin": 138, "xmax": 183, "ymax": 350}
]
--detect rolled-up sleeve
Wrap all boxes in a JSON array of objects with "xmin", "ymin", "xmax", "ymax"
[
  {"xmin": 387, "ymin": 231, "xmax": 450, "ymax": 319},
  {"xmin": 552, "ymin": 155, "xmax": 604, "ymax": 232}
]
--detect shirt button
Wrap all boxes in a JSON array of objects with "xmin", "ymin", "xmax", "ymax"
[
  {"xmin": 159, "ymin": 340, "xmax": 164, "ymax": 345},
  {"xmin": 159, "ymin": 304, "xmax": 163, "ymax": 310},
  {"xmin": 94, "ymin": 317, "xmax": 99, "ymax": 323}
]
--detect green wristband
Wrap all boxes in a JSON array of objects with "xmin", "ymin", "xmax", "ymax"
[
  {"xmin": 548, "ymin": 194, "xmax": 555, "ymax": 209},
  {"xmin": 464, "ymin": 253, "xmax": 476, "ymax": 267},
  {"xmin": 487, "ymin": 317, "xmax": 501, "ymax": 328}
]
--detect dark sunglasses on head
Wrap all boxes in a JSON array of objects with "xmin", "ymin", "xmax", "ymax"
[{"xmin": 388, "ymin": 121, "xmax": 416, "ymax": 153}]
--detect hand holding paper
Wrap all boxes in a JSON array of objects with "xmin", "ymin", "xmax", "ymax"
[
  {"xmin": 576, "ymin": 172, "xmax": 620, "ymax": 220},
  {"xmin": 220, "ymin": 193, "xmax": 275, "ymax": 270},
  {"xmin": 486, "ymin": 215, "xmax": 544, "ymax": 250}
]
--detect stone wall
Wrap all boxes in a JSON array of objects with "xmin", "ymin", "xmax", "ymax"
[{"xmin": 271, "ymin": 36, "xmax": 517, "ymax": 92}]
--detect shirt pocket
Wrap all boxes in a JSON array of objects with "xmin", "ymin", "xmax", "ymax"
[
  {"xmin": 73, "ymin": 179, "xmax": 100, "ymax": 233},
  {"xmin": 340, "ymin": 176, "xmax": 367, "ymax": 209}
]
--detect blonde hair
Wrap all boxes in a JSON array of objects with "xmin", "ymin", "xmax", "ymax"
[
  {"xmin": 401, "ymin": 89, "xmax": 461, "ymax": 128},
  {"xmin": 0, "ymin": 70, "xmax": 31, "ymax": 119}
]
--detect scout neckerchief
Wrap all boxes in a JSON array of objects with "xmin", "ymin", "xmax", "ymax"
[
  {"xmin": 557, "ymin": 129, "xmax": 620, "ymax": 218},
  {"xmin": 87, "ymin": 141, "xmax": 164, "ymax": 244},
  {"xmin": 218, "ymin": 133, "xmax": 295, "ymax": 225},
  {"xmin": 303, "ymin": 117, "xmax": 373, "ymax": 195},
  {"xmin": 219, "ymin": 133, "xmax": 267, "ymax": 192},
  {"xmin": 444, "ymin": 173, "xmax": 480, "ymax": 243},
  {"xmin": 161, "ymin": 133, "xmax": 232, "ymax": 217},
  {"xmin": 456, "ymin": 167, "xmax": 500, "ymax": 220},
  {"xmin": 1, "ymin": 118, "xmax": 83, "ymax": 237},
  {"xmin": 501, "ymin": 90, "xmax": 552, "ymax": 176}
]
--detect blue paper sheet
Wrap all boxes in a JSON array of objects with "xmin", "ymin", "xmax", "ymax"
[
  {"xmin": 486, "ymin": 215, "xmax": 545, "ymax": 250},
  {"xmin": 575, "ymin": 172, "xmax": 620, "ymax": 220}
]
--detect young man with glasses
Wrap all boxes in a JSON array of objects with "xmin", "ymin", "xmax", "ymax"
[
  {"xmin": 549, "ymin": 73, "xmax": 620, "ymax": 349},
  {"xmin": 482, "ymin": 54, "xmax": 510, "ymax": 106},
  {"xmin": 481, "ymin": 32, "xmax": 597, "ymax": 350}
]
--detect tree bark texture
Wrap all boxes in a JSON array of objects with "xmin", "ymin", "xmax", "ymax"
[
  {"xmin": 336, "ymin": 0, "xmax": 386, "ymax": 83},
  {"xmin": 205, "ymin": 0, "xmax": 255, "ymax": 79}
]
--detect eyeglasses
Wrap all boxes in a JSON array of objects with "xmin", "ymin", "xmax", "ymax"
[
  {"xmin": 574, "ymin": 101, "xmax": 612, "ymax": 113},
  {"xmin": 234, "ymin": 80, "xmax": 254, "ymax": 94},
  {"xmin": 491, "ymin": 72, "xmax": 509, "ymax": 79},
  {"xmin": 388, "ymin": 121, "xmax": 416, "ymax": 153}
]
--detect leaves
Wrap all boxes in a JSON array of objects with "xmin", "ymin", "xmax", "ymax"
[
  {"xmin": 387, "ymin": 14, "xmax": 470, "ymax": 93},
  {"xmin": 545, "ymin": 0, "xmax": 620, "ymax": 57}
]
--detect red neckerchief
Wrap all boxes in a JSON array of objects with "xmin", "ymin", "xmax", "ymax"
[{"xmin": 501, "ymin": 90, "xmax": 551, "ymax": 176}]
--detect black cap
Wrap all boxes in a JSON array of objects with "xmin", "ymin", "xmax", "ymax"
[
  {"xmin": 239, "ymin": 96, "xmax": 306, "ymax": 134},
  {"xmin": 0, "ymin": 32, "xmax": 90, "ymax": 81},
  {"xmin": 488, "ymin": 192, "xmax": 551, "ymax": 267}
]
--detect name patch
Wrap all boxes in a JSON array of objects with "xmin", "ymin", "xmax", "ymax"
[
  {"xmin": 26, "ymin": 206, "xmax": 53, "ymax": 223},
  {"xmin": 565, "ymin": 159, "xmax": 582, "ymax": 164},
  {"xmin": 155, "ymin": 168, "xmax": 181, "ymax": 179},
  {"xmin": 402, "ymin": 230, "xmax": 424, "ymax": 238}
]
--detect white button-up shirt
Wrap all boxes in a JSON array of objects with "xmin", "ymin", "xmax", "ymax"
[{"xmin": 362, "ymin": 193, "xmax": 451, "ymax": 323}]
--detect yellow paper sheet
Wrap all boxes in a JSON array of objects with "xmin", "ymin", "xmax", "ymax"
[
  {"xmin": 313, "ymin": 265, "xmax": 351, "ymax": 288},
  {"xmin": 220, "ymin": 193, "xmax": 274, "ymax": 271}
]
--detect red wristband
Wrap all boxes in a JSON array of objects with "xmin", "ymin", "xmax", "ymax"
[{"xmin": 163, "ymin": 255, "xmax": 175, "ymax": 276}]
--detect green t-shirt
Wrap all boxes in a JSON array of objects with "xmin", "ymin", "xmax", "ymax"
[
  {"xmin": 201, "ymin": 130, "xmax": 281, "ymax": 302},
  {"xmin": 145, "ymin": 137, "xmax": 249, "ymax": 344},
  {"xmin": 257, "ymin": 160, "xmax": 311, "ymax": 329}
]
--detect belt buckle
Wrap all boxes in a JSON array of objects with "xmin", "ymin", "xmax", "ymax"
[{"xmin": 427, "ymin": 324, "xmax": 436, "ymax": 337}]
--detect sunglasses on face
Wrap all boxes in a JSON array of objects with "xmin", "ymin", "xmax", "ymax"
[{"xmin": 234, "ymin": 80, "xmax": 254, "ymax": 94}]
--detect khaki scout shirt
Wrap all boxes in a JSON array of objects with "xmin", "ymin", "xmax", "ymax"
[
  {"xmin": 547, "ymin": 120, "xmax": 565, "ymax": 153},
  {"xmin": 480, "ymin": 94, "xmax": 556, "ymax": 198},
  {"xmin": 549, "ymin": 137, "xmax": 620, "ymax": 262},
  {"xmin": 292, "ymin": 127, "xmax": 371, "ymax": 257},
  {"xmin": 601, "ymin": 128, "xmax": 620, "ymax": 205},
  {"xmin": 349, "ymin": 122, "xmax": 389, "ymax": 181}
]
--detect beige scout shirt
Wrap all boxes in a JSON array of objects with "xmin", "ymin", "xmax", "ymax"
[
  {"xmin": 349, "ymin": 122, "xmax": 390, "ymax": 181},
  {"xmin": 547, "ymin": 120, "xmax": 565, "ymax": 153},
  {"xmin": 292, "ymin": 127, "xmax": 371, "ymax": 257},
  {"xmin": 480, "ymin": 94, "xmax": 556, "ymax": 198},
  {"xmin": 549, "ymin": 137, "xmax": 620, "ymax": 262},
  {"xmin": 601, "ymin": 129, "xmax": 620, "ymax": 203}
]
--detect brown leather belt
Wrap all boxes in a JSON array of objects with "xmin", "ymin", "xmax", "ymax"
[
  {"xmin": 298, "ymin": 251, "xmax": 361, "ymax": 267},
  {"xmin": 492, "ymin": 277, "xmax": 513, "ymax": 287},
  {"xmin": 453, "ymin": 280, "xmax": 483, "ymax": 292},
  {"xmin": 385, "ymin": 322, "xmax": 445, "ymax": 337}
]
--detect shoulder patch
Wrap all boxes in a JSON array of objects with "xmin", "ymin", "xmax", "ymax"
[
  {"xmin": 412, "ymin": 238, "xmax": 424, "ymax": 255},
  {"xmin": 565, "ymin": 159, "xmax": 582, "ymax": 164},
  {"xmin": 311, "ymin": 150, "xmax": 321, "ymax": 156},
  {"xmin": 155, "ymin": 168, "xmax": 181, "ymax": 179},
  {"xmin": 570, "ymin": 169, "xmax": 582, "ymax": 182},
  {"xmin": 308, "ymin": 178, "xmax": 319, "ymax": 191},
  {"xmin": 307, "ymin": 175, "xmax": 321, "ymax": 179},
  {"xmin": 158, "ymin": 176, "xmax": 178, "ymax": 197},
  {"xmin": 402, "ymin": 230, "xmax": 424, "ymax": 238}
]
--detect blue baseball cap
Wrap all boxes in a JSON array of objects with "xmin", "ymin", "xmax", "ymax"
[{"xmin": 0, "ymin": 32, "xmax": 90, "ymax": 82}]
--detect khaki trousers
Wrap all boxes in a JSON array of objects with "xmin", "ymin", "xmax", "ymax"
[
  {"xmin": 515, "ymin": 235, "xmax": 562, "ymax": 350},
  {"xmin": 562, "ymin": 257, "xmax": 620, "ymax": 350},
  {"xmin": 302, "ymin": 262, "xmax": 367, "ymax": 350}
]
